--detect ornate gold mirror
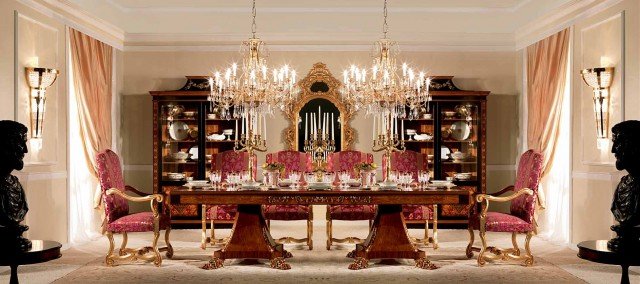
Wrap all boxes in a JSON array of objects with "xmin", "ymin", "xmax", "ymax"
[{"xmin": 283, "ymin": 62, "xmax": 357, "ymax": 151}]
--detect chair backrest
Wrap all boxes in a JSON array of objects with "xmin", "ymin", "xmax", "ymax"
[
  {"xmin": 382, "ymin": 150, "xmax": 428, "ymax": 180},
  {"xmin": 265, "ymin": 150, "xmax": 312, "ymax": 175},
  {"xmin": 96, "ymin": 149, "xmax": 129, "ymax": 224},
  {"xmin": 212, "ymin": 150, "xmax": 256, "ymax": 180},
  {"xmin": 327, "ymin": 150, "xmax": 374, "ymax": 178},
  {"xmin": 510, "ymin": 149, "xmax": 544, "ymax": 224}
]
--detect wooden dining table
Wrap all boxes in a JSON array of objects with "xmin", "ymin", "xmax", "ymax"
[{"xmin": 169, "ymin": 186, "xmax": 473, "ymax": 270}]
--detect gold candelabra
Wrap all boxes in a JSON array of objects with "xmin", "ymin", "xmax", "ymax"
[
  {"xmin": 372, "ymin": 111, "xmax": 405, "ymax": 183},
  {"xmin": 234, "ymin": 111, "xmax": 267, "ymax": 183},
  {"xmin": 304, "ymin": 130, "xmax": 335, "ymax": 171}
]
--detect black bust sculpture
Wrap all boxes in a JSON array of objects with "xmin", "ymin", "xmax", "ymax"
[
  {"xmin": 0, "ymin": 120, "xmax": 31, "ymax": 251},
  {"xmin": 609, "ymin": 120, "xmax": 640, "ymax": 251}
]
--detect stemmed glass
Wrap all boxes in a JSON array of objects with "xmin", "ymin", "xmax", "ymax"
[
  {"xmin": 209, "ymin": 170, "xmax": 222, "ymax": 189},
  {"xmin": 338, "ymin": 171, "xmax": 351, "ymax": 190},
  {"xmin": 226, "ymin": 172, "xmax": 239, "ymax": 190},
  {"xmin": 289, "ymin": 171, "xmax": 301, "ymax": 189},
  {"xmin": 418, "ymin": 170, "xmax": 430, "ymax": 189},
  {"xmin": 323, "ymin": 172, "xmax": 336, "ymax": 185}
]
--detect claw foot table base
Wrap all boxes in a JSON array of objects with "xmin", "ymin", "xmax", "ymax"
[
  {"xmin": 347, "ymin": 205, "xmax": 438, "ymax": 270},
  {"xmin": 202, "ymin": 204, "xmax": 291, "ymax": 270}
]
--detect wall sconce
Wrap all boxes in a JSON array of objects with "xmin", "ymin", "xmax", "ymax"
[
  {"xmin": 25, "ymin": 67, "xmax": 59, "ymax": 138},
  {"xmin": 580, "ymin": 67, "xmax": 614, "ymax": 145}
]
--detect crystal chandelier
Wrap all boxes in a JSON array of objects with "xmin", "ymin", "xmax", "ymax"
[
  {"xmin": 341, "ymin": 0, "xmax": 431, "ymax": 119},
  {"xmin": 209, "ymin": 0, "xmax": 298, "ymax": 119}
]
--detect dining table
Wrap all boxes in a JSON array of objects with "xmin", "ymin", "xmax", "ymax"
[{"xmin": 169, "ymin": 185, "xmax": 473, "ymax": 270}]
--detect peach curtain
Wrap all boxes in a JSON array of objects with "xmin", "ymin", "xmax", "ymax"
[
  {"xmin": 69, "ymin": 28, "xmax": 113, "ymax": 178},
  {"xmin": 526, "ymin": 28, "xmax": 570, "ymax": 211}
]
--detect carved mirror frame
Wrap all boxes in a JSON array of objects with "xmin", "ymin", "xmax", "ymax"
[{"xmin": 283, "ymin": 62, "xmax": 357, "ymax": 151}]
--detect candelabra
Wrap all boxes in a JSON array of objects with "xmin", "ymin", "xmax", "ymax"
[
  {"xmin": 304, "ymin": 132, "xmax": 336, "ymax": 171},
  {"xmin": 234, "ymin": 110, "xmax": 267, "ymax": 184},
  {"xmin": 372, "ymin": 109, "xmax": 405, "ymax": 185}
]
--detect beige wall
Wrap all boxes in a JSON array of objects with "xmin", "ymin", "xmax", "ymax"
[
  {"xmin": 570, "ymin": 0, "xmax": 639, "ymax": 243},
  {"xmin": 0, "ymin": 0, "xmax": 69, "ymax": 243},
  {"xmin": 121, "ymin": 50, "xmax": 520, "ymax": 212}
]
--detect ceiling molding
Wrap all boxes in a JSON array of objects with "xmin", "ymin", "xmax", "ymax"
[
  {"xmin": 514, "ymin": 0, "xmax": 623, "ymax": 50},
  {"xmin": 17, "ymin": 0, "xmax": 125, "ymax": 49},
  {"xmin": 106, "ymin": 0, "xmax": 533, "ymax": 14}
]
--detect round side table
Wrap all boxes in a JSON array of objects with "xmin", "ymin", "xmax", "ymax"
[
  {"xmin": 577, "ymin": 240, "xmax": 640, "ymax": 284},
  {"xmin": 0, "ymin": 240, "xmax": 62, "ymax": 284}
]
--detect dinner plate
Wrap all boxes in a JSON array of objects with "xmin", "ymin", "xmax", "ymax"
[
  {"xmin": 450, "ymin": 121, "xmax": 471, "ymax": 141},
  {"xmin": 441, "ymin": 146, "xmax": 451, "ymax": 160},
  {"xmin": 169, "ymin": 121, "xmax": 189, "ymax": 141},
  {"xmin": 188, "ymin": 146, "xmax": 198, "ymax": 160}
]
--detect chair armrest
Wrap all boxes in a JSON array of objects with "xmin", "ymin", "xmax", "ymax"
[
  {"xmin": 106, "ymin": 189, "xmax": 163, "ymax": 216},
  {"xmin": 476, "ymin": 188, "xmax": 533, "ymax": 216},
  {"xmin": 490, "ymin": 185, "xmax": 515, "ymax": 197},
  {"xmin": 125, "ymin": 185, "xmax": 148, "ymax": 197}
]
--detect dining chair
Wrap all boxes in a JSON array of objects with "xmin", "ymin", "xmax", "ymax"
[
  {"xmin": 201, "ymin": 150, "xmax": 255, "ymax": 249},
  {"xmin": 262, "ymin": 150, "xmax": 314, "ymax": 249},
  {"xmin": 383, "ymin": 150, "xmax": 438, "ymax": 249},
  {"xmin": 96, "ymin": 149, "xmax": 173, "ymax": 266},
  {"xmin": 466, "ymin": 149, "xmax": 543, "ymax": 266},
  {"xmin": 325, "ymin": 150, "xmax": 377, "ymax": 250}
]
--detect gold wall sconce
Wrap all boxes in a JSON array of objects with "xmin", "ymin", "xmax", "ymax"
[
  {"xmin": 580, "ymin": 67, "xmax": 614, "ymax": 143},
  {"xmin": 25, "ymin": 67, "xmax": 59, "ymax": 138}
]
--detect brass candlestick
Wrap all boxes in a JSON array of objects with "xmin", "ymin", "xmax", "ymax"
[
  {"xmin": 234, "ymin": 113, "xmax": 267, "ymax": 183},
  {"xmin": 303, "ymin": 129, "xmax": 336, "ymax": 181},
  {"xmin": 372, "ymin": 114, "xmax": 405, "ymax": 183}
]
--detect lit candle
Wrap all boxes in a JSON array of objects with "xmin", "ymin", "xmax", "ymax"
[
  {"xmin": 232, "ymin": 63, "xmax": 237, "ymax": 77},
  {"xmin": 241, "ymin": 115, "xmax": 245, "ymax": 135},
  {"xmin": 263, "ymin": 114, "xmax": 267, "ymax": 141},
  {"xmin": 401, "ymin": 118, "xmax": 404, "ymax": 141},
  {"xmin": 235, "ymin": 119, "xmax": 238, "ymax": 141}
]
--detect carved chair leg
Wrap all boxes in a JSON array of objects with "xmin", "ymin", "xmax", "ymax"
[
  {"xmin": 511, "ymin": 232, "xmax": 521, "ymax": 256},
  {"xmin": 165, "ymin": 228, "xmax": 174, "ymax": 258},
  {"xmin": 432, "ymin": 205, "xmax": 439, "ymax": 249},
  {"xmin": 307, "ymin": 218, "xmax": 314, "ymax": 250},
  {"xmin": 105, "ymin": 231, "xmax": 116, "ymax": 266},
  {"xmin": 210, "ymin": 220, "xmax": 215, "ymax": 245},
  {"xmin": 478, "ymin": 230, "xmax": 488, "ymax": 266},
  {"xmin": 369, "ymin": 219, "xmax": 372, "ymax": 228},
  {"xmin": 326, "ymin": 219, "xmax": 332, "ymax": 250},
  {"xmin": 465, "ymin": 227, "xmax": 475, "ymax": 259},
  {"xmin": 201, "ymin": 205, "xmax": 207, "ymax": 250},
  {"xmin": 152, "ymin": 230, "xmax": 162, "ymax": 267},
  {"xmin": 267, "ymin": 220, "xmax": 271, "ymax": 230},
  {"xmin": 523, "ymin": 231, "xmax": 534, "ymax": 266},
  {"xmin": 119, "ymin": 232, "xmax": 128, "ymax": 256},
  {"xmin": 424, "ymin": 220, "xmax": 429, "ymax": 245}
]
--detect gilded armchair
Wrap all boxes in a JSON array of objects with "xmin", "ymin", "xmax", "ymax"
[
  {"xmin": 263, "ymin": 151, "xmax": 314, "ymax": 249},
  {"xmin": 97, "ymin": 149, "xmax": 173, "ymax": 267},
  {"xmin": 383, "ymin": 150, "xmax": 438, "ymax": 249},
  {"xmin": 466, "ymin": 150, "xmax": 543, "ymax": 266},
  {"xmin": 201, "ymin": 150, "xmax": 255, "ymax": 249},
  {"xmin": 325, "ymin": 151, "xmax": 377, "ymax": 250}
]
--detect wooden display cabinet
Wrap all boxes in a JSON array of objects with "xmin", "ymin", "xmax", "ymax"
[
  {"xmin": 403, "ymin": 76, "xmax": 489, "ymax": 227},
  {"xmin": 150, "ymin": 76, "xmax": 238, "ymax": 227}
]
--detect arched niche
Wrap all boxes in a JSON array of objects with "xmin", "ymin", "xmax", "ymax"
[{"xmin": 283, "ymin": 62, "xmax": 357, "ymax": 151}]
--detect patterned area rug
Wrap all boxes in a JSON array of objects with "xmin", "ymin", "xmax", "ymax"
[{"xmin": 2, "ymin": 219, "xmax": 637, "ymax": 283}]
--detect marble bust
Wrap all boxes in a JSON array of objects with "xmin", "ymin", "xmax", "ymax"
[
  {"xmin": 609, "ymin": 120, "xmax": 640, "ymax": 251},
  {"xmin": 0, "ymin": 120, "xmax": 31, "ymax": 251}
]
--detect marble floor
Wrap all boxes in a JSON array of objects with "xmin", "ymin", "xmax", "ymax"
[{"xmin": 1, "ymin": 220, "xmax": 638, "ymax": 284}]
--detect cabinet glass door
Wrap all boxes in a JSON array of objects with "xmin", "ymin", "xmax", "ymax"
[
  {"xmin": 160, "ymin": 102, "xmax": 201, "ymax": 182},
  {"xmin": 438, "ymin": 102, "xmax": 479, "ymax": 182}
]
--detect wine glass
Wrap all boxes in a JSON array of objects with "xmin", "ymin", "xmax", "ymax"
[
  {"xmin": 289, "ymin": 171, "xmax": 301, "ymax": 189},
  {"xmin": 209, "ymin": 170, "xmax": 222, "ymax": 189},
  {"xmin": 338, "ymin": 171, "xmax": 351, "ymax": 189}
]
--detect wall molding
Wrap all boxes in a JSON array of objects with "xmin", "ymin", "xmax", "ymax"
[
  {"xmin": 572, "ymin": 171, "xmax": 624, "ymax": 182},
  {"xmin": 13, "ymin": 171, "xmax": 67, "ymax": 182},
  {"xmin": 515, "ymin": 0, "xmax": 623, "ymax": 50}
]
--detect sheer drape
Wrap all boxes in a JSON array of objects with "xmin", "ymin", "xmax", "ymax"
[
  {"xmin": 525, "ymin": 28, "xmax": 570, "ymax": 243},
  {"xmin": 69, "ymin": 28, "xmax": 114, "ymax": 243}
]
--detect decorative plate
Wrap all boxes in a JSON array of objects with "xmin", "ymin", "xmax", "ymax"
[
  {"xmin": 169, "ymin": 121, "xmax": 189, "ymax": 141},
  {"xmin": 450, "ymin": 121, "xmax": 471, "ymax": 141},
  {"xmin": 441, "ymin": 146, "xmax": 451, "ymax": 160},
  {"xmin": 188, "ymin": 146, "xmax": 199, "ymax": 160}
]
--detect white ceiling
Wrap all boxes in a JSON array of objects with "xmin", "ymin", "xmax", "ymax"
[{"xmin": 64, "ymin": 0, "xmax": 576, "ymax": 50}]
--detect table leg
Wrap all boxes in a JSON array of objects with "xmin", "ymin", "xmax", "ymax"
[
  {"xmin": 10, "ymin": 264, "xmax": 18, "ymax": 284},
  {"xmin": 347, "ymin": 204, "xmax": 437, "ymax": 270},
  {"xmin": 203, "ymin": 204, "xmax": 291, "ymax": 270},
  {"xmin": 621, "ymin": 265, "xmax": 629, "ymax": 284}
]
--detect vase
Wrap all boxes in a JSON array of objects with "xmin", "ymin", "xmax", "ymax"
[
  {"xmin": 263, "ymin": 170, "xmax": 280, "ymax": 188},
  {"xmin": 360, "ymin": 170, "xmax": 376, "ymax": 188}
]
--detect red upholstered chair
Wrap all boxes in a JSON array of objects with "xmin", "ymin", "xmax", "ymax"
[
  {"xmin": 382, "ymin": 150, "xmax": 438, "ymax": 249},
  {"xmin": 201, "ymin": 150, "xmax": 256, "ymax": 249},
  {"xmin": 96, "ymin": 149, "xmax": 173, "ymax": 266},
  {"xmin": 262, "ymin": 151, "xmax": 313, "ymax": 249},
  {"xmin": 466, "ymin": 150, "xmax": 543, "ymax": 266},
  {"xmin": 325, "ymin": 151, "xmax": 377, "ymax": 250}
]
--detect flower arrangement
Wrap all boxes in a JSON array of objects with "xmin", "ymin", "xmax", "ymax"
[
  {"xmin": 262, "ymin": 162, "xmax": 285, "ymax": 172},
  {"xmin": 354, "ymin": 162, "xmax": 377, "ymax": 172}
]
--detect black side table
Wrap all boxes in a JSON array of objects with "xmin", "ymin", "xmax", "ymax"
[
  {"xmin": 0, "ymin": 240, "xmax": 62, "ymax": 284},
  {"xmin": 578, "ymin": 240, "xmax": 640, "ymax": 284}
]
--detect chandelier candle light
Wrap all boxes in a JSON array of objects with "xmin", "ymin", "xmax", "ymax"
[
  {"xmin": 580, "ymin": 67, "xmax": 614, "ymax": 149},
  {"xmin": 303, "ymin": 106, "xmax": 336, "ymax": 171},
  {"xmin": 208, "ymin": 0, "xmax": 299, "ymax": 184}
]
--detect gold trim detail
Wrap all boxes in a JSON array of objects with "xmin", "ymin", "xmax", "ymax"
[
  {"xmin": 283, "ymin": 62, "xmax": 357, "ymax": 151},
  {"xmin": 266, "ymin": 195, "xmax": 372, "ymax": 205}
]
